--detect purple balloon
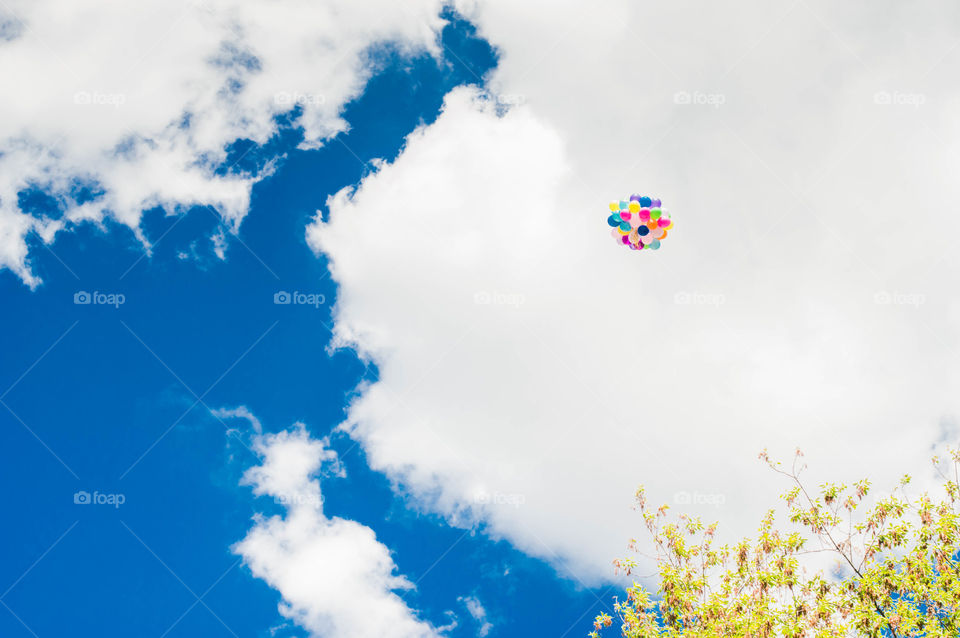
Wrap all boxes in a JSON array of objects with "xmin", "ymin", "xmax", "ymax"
[{"xmin": 651, "ymin": 198, "xmax": 661, "ymax": 207}]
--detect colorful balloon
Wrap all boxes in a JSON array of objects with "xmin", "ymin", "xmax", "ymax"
[{"xmin": 604, "ymin": 194, "xmax": 673, "ymax": 253}]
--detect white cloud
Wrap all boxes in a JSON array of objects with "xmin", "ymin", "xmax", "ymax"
[
  {"xmin": 235, "ymin": 424, "xmax": 442, "ymax": 638},
  {"xmin": 211, "ymin": 405, "xmax": 263, "ymax": 434},
  {"xmin": 0, "ymin": 0, "xmax": 445, "ymax": 286},
  {"xmin": 308, "ymin": 0, "xmax": 960, "ymax": 584},
  {"xmin": 459, "ymin": 596, "xmax": 492, "ymax": 638}
]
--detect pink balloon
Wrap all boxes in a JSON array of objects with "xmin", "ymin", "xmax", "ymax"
[
  {"xmin": 621, "ymin": 235, "xmax": 630, "ymax": 244},
  {"xmin": 620, "ymin": 211, "xmax": 631, "ymax": 221},
  {"xmin": 639, "ymin": 208, "xmax": 651, "ymax": 222},
  {"xmin": 651, "ymin": 227, "xmax": 665, "ymax": 239},
  {"xmin": 658, "ymin": 217, "xmax": 670, "ymax": 228}
]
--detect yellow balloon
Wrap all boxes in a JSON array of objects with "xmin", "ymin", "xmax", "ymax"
[
  {"xmin": 618, "ymin": 226, "xmax": 630, "ymax": 235},
  {"xmin": 666, "ymin": 222, "xmax": 673, "ymax": 230},
  {"xmin": 609, "ymin": 201, "xmax": 619, "ymax": 211},
  {"xmin": 628, "ymin": 201, "xmax": 640, "ymax": 213}
]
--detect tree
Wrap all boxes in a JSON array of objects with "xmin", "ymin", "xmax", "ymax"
[{"xmin": 592, "ymin": 448, "xmax": 960, "ymax": 638}]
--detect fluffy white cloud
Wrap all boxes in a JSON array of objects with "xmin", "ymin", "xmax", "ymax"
[
  {"xmin": 235, "ymin": 424, "xmax": 442, "ymax": 638},
  {"xmin": 458, "ymin": 596, "xmax": 492, "ymax": 638},
  {"xmin": 0, "ymin": 0, "xmax": 445, "ymax": 286},
  {"xmin": 211, "ymin": 405, "xmax": 263, "ymax": 434},
  {"xmin": 308, "ymin": 0, "xmax": 960, "ymax": 583}
]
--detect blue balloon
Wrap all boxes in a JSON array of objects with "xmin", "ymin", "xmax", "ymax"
[
  {"xmin": 639, "ymin": 196, "xmax": 652, "ymax": 207},
  {"xmin": 618, "ymin": 221, "xmax": 631, "ymax": 232},
  {"xmin": 637, "ymin": 225, "xmax": 650, "ymax": 236},
  {"xmin": 649, "ymin": 239, "xmax": 661, "ymax": 250},
  {"xmin": 607, "ymin": 214, "xmax": 621, "ymax": 227}
]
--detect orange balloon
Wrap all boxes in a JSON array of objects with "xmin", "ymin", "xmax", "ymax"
[
  {"xmin": 660, "ymin": 230, "xmax": 668, "ymax": 239},
  {"xmin": 646, "ymin": 220, "xmax": 658, "ymax": 230}
]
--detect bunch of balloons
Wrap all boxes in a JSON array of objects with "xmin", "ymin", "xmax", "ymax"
[{"xmin": 606, "ymin": 195, "xmax": 672, "ymax": 251}]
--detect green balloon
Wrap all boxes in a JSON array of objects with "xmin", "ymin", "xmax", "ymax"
[{"xmin": 650, "ymin": 208, "xmax": 662, "ymax": 220}]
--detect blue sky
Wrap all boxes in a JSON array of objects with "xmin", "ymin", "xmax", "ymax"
[{"xmin": 0, "ymin": 12, "xmax": 613, "ymax": 637}]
